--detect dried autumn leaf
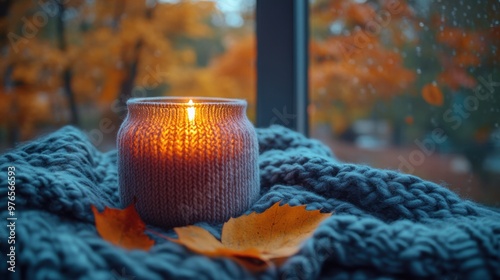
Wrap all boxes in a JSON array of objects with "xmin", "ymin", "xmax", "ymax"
[
  {"xmin": 169, "ymin": 202, "xmax": 332, "ymax": 271},
  {"xmin": 91, "ymin": 203, "xmax": 154, "ymax": 250},
  {"xmin": 422, "ymin": 83, "xmax": 444, "ymax": 106}
]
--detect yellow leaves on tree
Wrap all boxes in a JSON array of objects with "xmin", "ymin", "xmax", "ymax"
[
  {"xmin": 1, "ymin": 0, "xmax": 222, "ymax": 142},
  {"xmin": 8, "ymin": 39, "xmax": 66, "ymax": 88},
  {"xmin": 309, "ymin": 0, "xmax": 417, "ymax": 134},
  {"xmin": 210, "ymin": 35, "xmax": 256, "ymax": 107},
  {"xmin": 170, "ymin": 202, "xmax": 332, "ymax": 271},
  {"xmin": 0, "ymin": 87, "xmax": 61, "ymax": 141},
  {"xmin": 344, "ymin": 2, "xmax": 376, "ymax": 25},
  {"xmin": 435, "ymin": 27, "xmax": 486, "ymax": 91},
  {"xmin": 311, "ymin": 38, "xmax": 415, "ymax": 102},
  {"xmin": 167, "ymin": 35, "xmax": 257, "ymax": 121},
  {"xmin": 310, "ymin": 0, "xmax": 414, "ymax": 27},
  {"xmin": 380, "ymin": 0, "xmax": 414, "ymax": 19},
  {"xmin": 422, "ymin": 83, "xmax": 444, "ymax": 106},
  {"xmin": 152, "ymin": 1, "xmax": 216, "ymax": 38},
  {"xmin": 91, "ymin": 201, "xmax": 332, "ymax": 271},
  {"xmin": 436, "ymin": 27, "xmax": 486, "ymax": 58},
  {"xmin": 99, "ymin": 68, "xmax": 126, "ymax": 105},
  {"xmin": 91, "ymin": 203, "xmax": 154, "ymax": 251}
]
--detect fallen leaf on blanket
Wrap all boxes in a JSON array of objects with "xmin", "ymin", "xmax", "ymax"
[
  {"xmin": 168, "ymin": 202, "xmax": 332, "ymax": 271},
  {"xmin": 91, "ymin": 203, "xmax": 154, "ymax": 250}
]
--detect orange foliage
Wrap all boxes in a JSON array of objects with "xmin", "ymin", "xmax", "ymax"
[
  {"xmin": 2, "ymin": 0, "xmax": 497, "ymax": 143},
  {"xmin": 379, "ymin": 0, "xmax": 414, "ymax": 19},
  {"xmin": 168, "ymin": 35, "xmax": 257, "ymax": 120},
  {"xmin": 436, "ymin": 27, "xmax": 486, "ymax": 54},
  {"xmin": 310, "ymin": 33, "xmax": 415, "ymax": 127},
  {"xmin": 437, "ymin": 68, "xmax": 477, "ymax": 91},
  {"xmin": 453, "ymin": 52, "xmax": 481, "ymax": 67},
  {"xmin": 0, "ymin": 87, "xmax": 55, "ymax": 140},
  {"xmin": 312, "ymin": 0, "xmax": 414, "ymax": 26},
  {"xmin": 435, "ymin": 27, "xmax": 487, "ymax": 90},
  {"xmin": 0, "ymin": 0, "xmax": 225, "ymax": 140},
  {"xmin": 8, "ymin": 39, "xmax": 66, "ymax": 88},
  {"xmin": 152, "ymin": 2, "xmax": 216, "ymax": 38},
  {"xmin": 309, "ymin": 0, "xmax": 417, "ymax": 131},
  {"xmin": 422, "ymin": 83, "xmax": 444, "ymax": 106},
  {"xmin": 345, "ymin": 3, "xmax": 376, "ymax": 25},
  {"xmin": 100, "ymin": 68, "xmax": 126, "ymax": 104}
]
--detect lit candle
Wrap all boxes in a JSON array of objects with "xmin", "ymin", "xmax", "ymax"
[
  {"xmin": 118, "ymin": 97, "xmax": 259, "ymax": 228},
  {"xmin": 187, "ymin": 99, "xmax": 195, "ymax": 122}
]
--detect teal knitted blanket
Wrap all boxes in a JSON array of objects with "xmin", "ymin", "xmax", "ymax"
[{"xmin": 1, "ymin": 125, "xmax": 499, "ymax": 279}]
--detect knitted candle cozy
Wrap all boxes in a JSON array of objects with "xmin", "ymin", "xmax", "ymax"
[{"xmin": 118, "ymin": 97, "xmax": 259, "ymax": 228}]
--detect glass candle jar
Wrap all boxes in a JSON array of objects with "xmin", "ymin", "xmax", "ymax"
[{"xmin": 118, "ymin": 97, "xmax": 260, "ymax": 228}]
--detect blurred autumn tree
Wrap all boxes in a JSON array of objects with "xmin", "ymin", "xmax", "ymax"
[
  {"xmin": 309, "ymin": 0, "xmax": 417, "ymax": 135},
  {"xmin": 0, "ymin": 0, "xmax": 255, "ymax": 149},
  {"xmin": 1, "ymin": 0, "xmax": 499, "ymax": 180},
  {"xmin": 309, "ymin": 0, "xmax": 500, "ymax": 178}
]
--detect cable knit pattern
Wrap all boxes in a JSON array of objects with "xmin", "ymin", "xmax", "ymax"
[
  {"xmin": 1, "ymin": 125, "xmax": 499, "ymax": 280},
  {"xmin": 118, "ymin": 97, "xmax": 259, "ymax": 228}
]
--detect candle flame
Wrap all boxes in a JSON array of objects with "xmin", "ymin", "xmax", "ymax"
[{"xmin": 187, "ymin": 99, "xmax": 195, "ymax": 121}]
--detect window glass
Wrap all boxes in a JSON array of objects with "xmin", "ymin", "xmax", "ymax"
[
  {"xmin": 0, "ymin": 0, "xmax": 255, "ymax": 151},
  {"xmin": 309, "ymin": 0, "xmax": 500, "ymax": 205}
]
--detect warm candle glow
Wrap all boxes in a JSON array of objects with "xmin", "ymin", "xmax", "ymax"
[
  {"xmin": 187, "ymin": 99, "xmax": 195, "ymax": 121},
  {"xmin": 119, "ymin": 97, "xmax": 259, "ymax": 228}
]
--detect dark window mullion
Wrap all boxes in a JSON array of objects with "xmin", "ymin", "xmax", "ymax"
[
  {"xmin": 256, "ymin": 0, "xmax": 309, "ymax": 135},
  {"xmin": 294, "ymin": 0, "xmax": 309, "ymax": 135}
]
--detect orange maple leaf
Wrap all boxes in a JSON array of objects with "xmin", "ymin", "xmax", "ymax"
[
  {"xmin": 169, "ymin": 202, "xmax": 332, "ymax": 271},
  {"xmin": 422, "ymin": 83, "xmax": 444, "ymax": 106},
  {"xmin": 91, "ymin": 203, "xmax": 154, "ymax": 250}
]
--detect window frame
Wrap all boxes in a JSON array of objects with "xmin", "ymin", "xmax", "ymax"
[{"xmin": 256, "ymin": 0, "xmax": 309, "ymax": 135}]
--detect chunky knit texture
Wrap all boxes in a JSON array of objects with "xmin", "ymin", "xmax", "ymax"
[
  {"xmin": 118, "ymin": 97, "xmax": 259, "ymax": 228},
  {"xmin": 1, "ymin": 125, "xmax": 500, "ymax": 280}
]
